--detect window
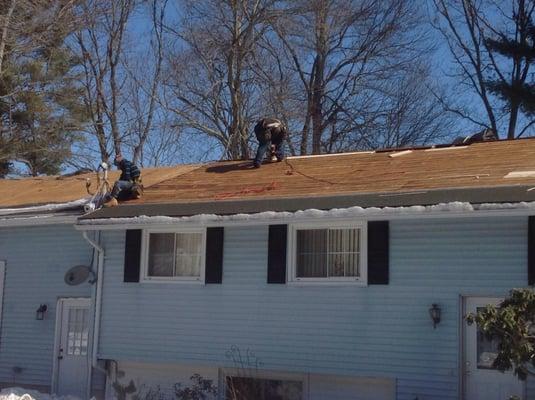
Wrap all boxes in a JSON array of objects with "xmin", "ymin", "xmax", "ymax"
[
  {"xmin": 476, "ymin": 307, "xmax": 499, "ymax": 369},
  {"xmin": 142, "ymin": 229, "xmax": 205, "ymax": 282},
  {"xmin": 289, "ymin": 222, "xmax": 366, "ymax": 283},
  {"xmin": 66, "ymin": 307, "xmax": 89, "ymax": 356},
  {"xmin": 226, "ymin": 376, "xmax": 303, "ymax": 400}
]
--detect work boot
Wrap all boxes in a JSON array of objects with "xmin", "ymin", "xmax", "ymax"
[{"xmin": 103, "ymin": 197, "xmax": 118, "ymax": 207}]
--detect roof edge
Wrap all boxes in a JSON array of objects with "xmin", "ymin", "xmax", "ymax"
[{"xmin": 80, "ymin": 184, "xmax": 535, "ymax": 220}]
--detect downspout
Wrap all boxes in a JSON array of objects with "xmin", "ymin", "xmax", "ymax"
[{"xmin": 82, "ymin": 231, "xmax": 107, "ymax": 374}]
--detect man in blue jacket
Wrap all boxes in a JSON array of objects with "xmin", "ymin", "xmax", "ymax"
[{"xmin": 103, "ymin": 154, "xmax": 141, "ymax": 207}]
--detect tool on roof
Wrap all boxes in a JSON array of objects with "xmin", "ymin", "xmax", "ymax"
[{"xmin": 84, "ymin": 162, "xmax": 112, "ymax": 212}]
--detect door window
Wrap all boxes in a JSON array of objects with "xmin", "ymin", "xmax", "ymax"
[
  {"xmin": 66, "ymin": 307, "xmax": 89, "ymax": 356},
  {"xmin": 475, "ymin": 307, "xmax": 499, "ymax": 369}
]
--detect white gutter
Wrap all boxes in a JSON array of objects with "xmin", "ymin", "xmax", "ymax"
[
  {"xmin": 82, "ymin": 231, "xmax": 106, "ymax": 384},
  {"xmin": 75, "ymin": 201, "xmax": 535, "ymax": 231}
]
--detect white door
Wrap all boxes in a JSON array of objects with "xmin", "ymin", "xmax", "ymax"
[
  {"xmin": 56, "ymin": 298, "xmax": 90, "ymax": 398},
  {"xmin": 463, "ymin": 297, "xmax": 524, "ymax": 400}
]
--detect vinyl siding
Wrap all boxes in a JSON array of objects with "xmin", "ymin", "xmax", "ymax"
[
  {"xmin": 98, "ymin": 217, "xmax": 529, "ymax": 400},
  {"xmin": 0, "ymin": 225, "xmax": 94, "ymax": 390}
]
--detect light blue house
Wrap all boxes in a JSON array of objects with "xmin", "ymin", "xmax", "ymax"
[{"xmin": 2, "ymin": 138, "xmax": 535, "ymax": 400}]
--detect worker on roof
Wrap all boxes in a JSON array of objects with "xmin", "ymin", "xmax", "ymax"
[
  {"xmin": 253, "ymin": 117, "xmax": 287, "ymax": 168},
  {"xmin": 103, "ymin": 153, "xmax": 141, "ymax": 207}
]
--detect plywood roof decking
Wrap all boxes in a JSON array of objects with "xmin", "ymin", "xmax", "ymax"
[
  {"xmin": 126, "ymin": 138, "xmax": 535, "ymax": 206},
  {"xmin": 5, "ymin": 138, "xmax": 535, "ymax": 213},
  {"xmin": 0, "ymin": 165, "xmax": 200, "ymax": 208}
]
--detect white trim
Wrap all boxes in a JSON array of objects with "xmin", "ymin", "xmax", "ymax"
[
  {"xmin": 51, "ymin": 297, "xmax": 91, "ymax": 395},
  {"xmin": 0, "ymin": 215, "xmax": 78, "ymax": 227},
  {"xmin": 140, "ymin": 227, "xmax": 206, "ymax": 284},
  {"xmin": 505, "ymin": 171, "xmax": 535, "ymax": 178},
  {"xmin": 425, "ymin": 146, "xmax": 468, "ymax": 152},
  {"xmin": 75, "ymin": 202, "xmax": 535, "ymax": 231},
  {"xmin": 0, "ymin": 261, "xmax": 5, "ymax": 345},
  {"xmin": 388, "ymin": 149, "xmax": 412, "ymax": 158},
  {"xmin": 288, "ymin": 151, "xmax": 374, "ymax": 159},
  {"xmin": 287, "ymin": 220, "xmax": 367, "ymax": 285}
]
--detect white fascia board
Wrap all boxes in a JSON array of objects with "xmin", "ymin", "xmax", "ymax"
[
  {"xmin": 75, "ymin": 201, "xmax": 535, "ymax": 231},
  {"xmin": 0, "ymin": 215, "xmax": 78, "ymax": 227}
]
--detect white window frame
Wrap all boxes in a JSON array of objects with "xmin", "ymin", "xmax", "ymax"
[
  {"xmin": 220, "ymin": 368, "xmax": 308, "ymax": 400},
  {"xmin": 140, "ymin": 227, "xmax": 206, "ymax": 283},
  {"xmin": 288, "ymin": 220, "xmax": 367, "ymax": 285}
]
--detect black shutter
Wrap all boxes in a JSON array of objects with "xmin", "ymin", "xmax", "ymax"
[
  {"xmin": 124, "ymin": 230, "xmax": 142, "ymax": 282},
  {"xmin": 268, "ymin": 225, "xmax": 287, "ymax": 284},
  {"xmin": 205, "ymin": 227, "xmax": 224, "ymax": 284},
  {"xmin": 368, "ymin": 221, "xmax": 389, "ymax": 285},
  {"xmin": 529, "ymin": 217, "xmax": 535, "ymax": 285}
]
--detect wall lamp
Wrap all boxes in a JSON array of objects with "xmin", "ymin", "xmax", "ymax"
[
  {"xmin": 429, "ymin": 304, "xmax": 441, "ymax": 329},
  {"xmin": 35, "ymin": 304, "xmax": 48, "ymax": 320}
]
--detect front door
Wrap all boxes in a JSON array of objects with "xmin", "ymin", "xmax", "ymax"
[
  {"xmin": 56, "ymin": 298, "xmax": 90, "ymax": 398},
  {"xmin": 463, "ymin": 297, "xmax": 524, "ymax": 400}
]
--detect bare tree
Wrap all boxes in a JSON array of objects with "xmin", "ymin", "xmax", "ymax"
[
  {"xmin": 433, "ymin": 0, "xmax": 535, "ymax": 139},
  {"xmin": 268, "ymin": 0, "xmax": 436, "ymax": 154},
  {"xmin": 75, "ymin": 0, "xmax": 167, "ymax": 165},
  {"xmin": 164, "ymin": 0, "xmax": 283, "ymax": 160}
]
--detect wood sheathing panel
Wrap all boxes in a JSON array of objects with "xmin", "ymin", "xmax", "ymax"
[
  {"xmin": 0, "ymin": 165, "xmax": 200, "ymax": 208},
  {"xmin": 5, "ymin": 138, "xmax": 535, "ymax": 210},
  {"xmin": 132, "ymin": 139, "xmax": 535, "ymax": 205}
]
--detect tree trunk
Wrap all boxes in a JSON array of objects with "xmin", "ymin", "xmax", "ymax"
[
  {"xmin": 0, "ymin": 0, "xmax": 16, "ymax": 77},
  {"xmin": 311, "ymin": 4, "xmax": 327, "ymax": 155}
]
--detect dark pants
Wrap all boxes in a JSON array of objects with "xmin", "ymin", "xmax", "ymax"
[
  {"xmin": 254, "ymin": 141, "xmax": 285, "ymax": 166},
  {"xmin": 110, "ymin": 180, "xmax": 133, "ymax": 199}
]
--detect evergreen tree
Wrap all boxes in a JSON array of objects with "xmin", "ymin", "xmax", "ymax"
[
  {"xmin": 485, "ymin": 2, "xmax": 535, "ymax": 137},
  {"xmin": 0, "ymin": 1, "xmax": 87, "ymax": 177}
]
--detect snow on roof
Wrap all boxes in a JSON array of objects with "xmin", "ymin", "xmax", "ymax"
[
  {"xmin": 77, "ymin": 201, "xmax": 535, "ymax": 229},
  {"xmin": 0, "ymin": 198, "xmax": 89, "ymax": 216}
]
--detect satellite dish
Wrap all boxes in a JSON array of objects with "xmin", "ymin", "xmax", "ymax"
[{"xmin": 64, "ymin": 265, "xmax": 92, "ymax": 286}]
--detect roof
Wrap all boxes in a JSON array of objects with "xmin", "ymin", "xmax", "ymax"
[
  {"xmin": 0, "ymin": 165, "xmax": 199, "ymax": 208},
  {"xmin": 84, "ymin": 138, "xmax": 535, "ymax": 220}
]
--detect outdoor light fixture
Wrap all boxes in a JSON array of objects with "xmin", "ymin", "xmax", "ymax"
[
  {"xmin": 429, "ymin": 303, "xmax": 441, "ymax": 329},
  {"xmin": 35, "ymin": 304, "xmax": 48, "ymax": 320}
]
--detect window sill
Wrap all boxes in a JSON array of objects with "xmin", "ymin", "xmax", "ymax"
[
  {"xmin": 140, "ymin": 277, "xmax": 204, "ymax": 284},
  {"xmin": 287, "ymin": 279, "xmax": 367, "ymax": 287}
]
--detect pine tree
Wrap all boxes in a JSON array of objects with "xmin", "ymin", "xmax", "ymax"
[
  {"xmin": 0, "ymin": 1, "xmax": 87, "ymax": 176},
  {"xmin": 485, "ymin": 2, "xmax": 535, "ymax": 138}
]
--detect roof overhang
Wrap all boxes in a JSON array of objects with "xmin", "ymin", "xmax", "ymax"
[
  {"xmin": 0, "ymin": 213, "xmax": 79, "ymax": 227},
  {"xmin": 81, "ymin": 184, "xmax": 535, "ymax": 220},
  {"xmin": 76, "ymin": 185, "xmax": 535, "ymax": 230}
]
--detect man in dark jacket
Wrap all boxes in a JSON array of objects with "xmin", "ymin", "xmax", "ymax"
[
  {"xmin": 103, "ymin": 154, "xmax": 141, "ymax": 207},
  {"xmin": 253, "ymin": 117, "xmax": 287, "ymax": 168}
]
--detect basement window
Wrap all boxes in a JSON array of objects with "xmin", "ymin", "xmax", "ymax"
[
  {"xmin": 288, "ymin": 222, "xmax": 367, "ymax": 284},
  {"xmin": 225, "ymin": 375, "xmax": 304, "ymax": 400},
  {"xmin": 141, "ymin": 229, "xmax": 205, "ymax": 282}
]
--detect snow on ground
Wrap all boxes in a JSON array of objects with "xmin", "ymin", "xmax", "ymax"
[{"xmin": 0, "ymin": 388, "xmax": 84, "ymax": 400}]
